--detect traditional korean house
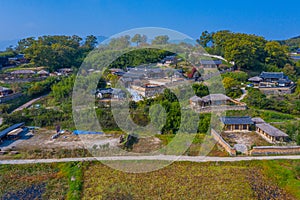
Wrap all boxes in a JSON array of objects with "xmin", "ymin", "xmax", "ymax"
[
  {"xmin": 190, "ymin": 94, "xmax": 246, "ymax": 112},
  {"xmin": 200, "ymin": 60, "xmax": 222, "ymax": 68},
  {"xmin": 252, "ymin": 117, "xmax": 289, "ymax": 143},
  {"xmin": 220, "ymin": 116, "xmax": 254, "ymax": 132}
]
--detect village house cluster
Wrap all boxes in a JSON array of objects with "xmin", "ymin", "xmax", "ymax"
[
  {"xmin": 189, "ymin": 93, "xmax": 247, "ymax": 113},
  {"xmin": 97, "ymin": 63, "xmax": 187, "ymax": 101},
  {"xmin": 248, "ymin": 72, "xmax": 296, "ymax": 95}
]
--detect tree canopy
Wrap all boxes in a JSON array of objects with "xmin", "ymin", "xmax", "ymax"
[
  {"xmin": 197, "ymin": 30, "xmax": 293, "ymax": 71},
  {"xmin": 18, "ymin": 35, "xmax": 98, "ymax": 71}
]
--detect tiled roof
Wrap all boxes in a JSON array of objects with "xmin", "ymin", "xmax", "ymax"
[
  {"xmin": 220, "ymin": 116, "xmax": 254, "ymax": 125},
  {"xmin": 37, "ymin": 70, "xmax": 49, "ymax": 75},
  {"xmin": 202, "ymin": 94, "xmax": 231, "ymax": 102},
  {"xmin": 251, "ymin": 117, "xmax": 265, "ymax": 124},
  {"xmin": 200, "ymin": 60, "xmax": 222, "ymax": 65},
  {"xmin": 260, "ymin": 72, "xmax": 286, "ymax": 79},
  {"xmin": 190, "ymin": 95, "xmax": 202, "ymax": 102},
  {"xmin": 256, "ymin": 123, "xmax": 288, "ymax": 137}
]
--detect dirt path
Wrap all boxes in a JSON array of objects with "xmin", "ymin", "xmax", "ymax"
[
  {"xmin": 12, "ymin": 94, "xmax": 48, "ymax": 113},
  {"xmin": 1, "ymin": 155, "xmax": 300, "ymax": 165},
  {"xmin": 235, "ymin": 88, "xmax": 247, "ymax": 102}
]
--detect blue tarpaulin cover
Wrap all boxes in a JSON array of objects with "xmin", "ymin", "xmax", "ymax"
[{"xmin": 73, "ymin": 130, "xmax": 103, "ymax": 135}]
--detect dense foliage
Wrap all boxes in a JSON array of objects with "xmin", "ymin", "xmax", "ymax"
[
  {"xmin": 27, "ymin": 77, "xmax": 59, "ymax": 96},
  {"xmin": 244, "ymin": 88, "xmax": 300, "ymax": 115},
  {"xmin": 197, "ymin": 30, "xmax": 292, "ymax": 71},
  {"xmin": 16, "ymin": 35, "xmax": 98, "ymax": 71}
]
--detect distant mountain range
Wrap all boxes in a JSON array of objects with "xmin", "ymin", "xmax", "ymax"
[
  {"xmin": 279, "ymin": 35, "xmax": 300, "ymax": 51},
  {"xmin": 290, "ymin": 35, "xmax": 300, "ymax": 40},
  {"xmin": 0, "ymin": 36, "xmax": 108, "ymax": 51},
  {"xmin": 0, "ymin": 39, "xmax": 19, "ymax": 51}
]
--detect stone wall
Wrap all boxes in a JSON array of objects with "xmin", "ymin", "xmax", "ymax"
[
  {"xmin": 211, "ymin": 128, "xmax": 236, "ymax": 156},
  {"xmin": 250, "ymin": 146, "xmax": 300, "ymax": 156},
  {"xmin": 0, "ymin": 77, "xmax": 46, "ymax": 84},
  {"xmin": 259, "ymin": 85, "xmax": 296, "ymax": 95},
  {"xmin": 194, "ymin": 105, "xmax": 247, "ymax": 113}
]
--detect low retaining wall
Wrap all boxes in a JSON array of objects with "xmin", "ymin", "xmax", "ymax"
[
  {"xmin": 211, "ymin": 129, "xmax": 236, "ymax": 156},
  {"xmin": 250, "ymin": 146, "xmax": 300, "ymax": 156},
  {"xmin": 0, "ymin": 77, "xmax": 46, "ymax": 84},
  {"xmin": 194, "ymin": 105, "xmax": 247, "ymax": 113},
  {"xmin": 259, "ymin": 86, "xmax": 296, "ymax": 95},
  {"xmin": 0, "ymin": 93, "xmax": 22, "ymax": 104}
]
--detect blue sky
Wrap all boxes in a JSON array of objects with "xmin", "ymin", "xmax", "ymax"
[{"xmin": 0, "ymin": 0, "xmax": 299, "ymax": 41}]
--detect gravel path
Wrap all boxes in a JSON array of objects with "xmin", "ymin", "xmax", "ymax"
[{"xmin": 1, "ymin": 155, "xmax": 300, "ymax": 165}]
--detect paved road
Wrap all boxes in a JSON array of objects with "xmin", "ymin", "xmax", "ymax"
[
  {"xmin": 0, "ymin": 118, "xmax": 2, "ymax": 126},
  {"xmin": 12, "ymin": 94, "xmax": 48, "ymax": 113},
  {"xmin": 1, "ymin": 155, "xmax": 300, "ymax": 165}
]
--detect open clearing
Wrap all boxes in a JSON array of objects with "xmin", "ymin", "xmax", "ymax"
[
  {"xmin": 1, "ymin": 160, "xmax": 300, "ymax": 199},
  {"xmin": 82, "ymin": 160, "xmax": 300, "ymax": 199},
  {"xmin": 221, "ymin": 131, "xmax": 271, "ymax": 149}
]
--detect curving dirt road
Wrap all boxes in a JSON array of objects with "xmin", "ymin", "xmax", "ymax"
[{"xmin": 12, "ymin": 94, "xmax": 48, "ymax": 113}]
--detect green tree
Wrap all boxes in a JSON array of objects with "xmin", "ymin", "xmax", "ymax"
[
  {"xmin": 192, "ymin": 84, "xmax": 209, "ymax": 97},
  {"xmin": 296, "ymin": 79, "xmax": 300, "ymax": 97},
  {"xmin": 16, "ymin": 37, "xmax": 35, "ymax": 52},
  {"xmin": 222, "ymin": 77, "xmax": 238, "ymax": 89},
  {"xmin": 84, "ymin": 35, "xmax": 98, "ymax": 50},
  {"xmin": 224, "ymin": 36, "xmax": 265, "ymax": 70},
  {"xmin": 196, "ymin": 31, "xmax": 213, "ymax": 47},
  {"xmin": 131, "ymin": 34, "xmax": 142, "ymax": 46},
  {"xmin": 24, "ymin": 35, "xmax": 86, "ymax": 71},
  {"xmin": 109, "ymin": 35, "xmax": 131, "ymax": 49},
  {"xmin": 264, "ymin": 41, "xmax": 290, "ymax": 68},
  {"xmin": 283, "ymin": 64, "xmax": 296, "ymax": 80},
  {"xmin": 152, "ymin": 35, "xmax": 169, "ymax": 45},
  {"xmin": 106, "ymin": 74, "xmax": 119, "ymax": 87}
]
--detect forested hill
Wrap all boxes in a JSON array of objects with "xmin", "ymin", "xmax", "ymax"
[{"xmin": 279, "ymin": 35, "xmax": 300, "ymax": 52}]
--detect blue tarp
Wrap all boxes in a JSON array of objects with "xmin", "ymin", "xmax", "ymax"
[{"xmin": 73, "ymin": 130, "xmax": 104, "ymax": 135}]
